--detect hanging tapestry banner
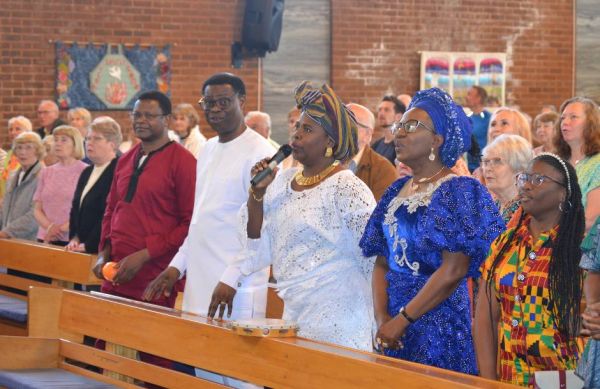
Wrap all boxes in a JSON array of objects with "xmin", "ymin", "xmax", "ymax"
[{"xmin": 55, "ymin": 42, "xmax": 171, "ymax": 110}]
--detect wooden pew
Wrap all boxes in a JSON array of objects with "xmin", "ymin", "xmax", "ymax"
[
  {"xmin": 0, "ymin": 287, "xmax": 518, "ymax": 388},
  {"xmin": 0, "ymin": 239, "xmax": 101, "ymax": 336}
]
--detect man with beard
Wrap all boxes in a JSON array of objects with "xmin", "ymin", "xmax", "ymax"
[{"xmin": 143, "ymin": 74, "xmax": 273, "ymax": 387}]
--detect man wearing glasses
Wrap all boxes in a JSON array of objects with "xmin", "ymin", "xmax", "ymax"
[
  {"xmin": 35, "ymin": 100, "xmax": 65, "ymax": 139},
  {"xmin": 144, "ymin": 74, "xmax": 273, "ymax": 386},
  {"xmin": 346, "ymin": 103, "xmax": 397, "ymax": 201},
  {"xmin": 94, "ymin": 90, "xmax": 196, "ymax": 312}
]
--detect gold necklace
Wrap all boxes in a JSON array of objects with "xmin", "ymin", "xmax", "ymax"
[
  {"xmin": 295, "ymin": 160, "xmax": 340, "ymax": 186},
  {"xmin": 410, "ymin": 166, "xmax": 446, "ymax": 191}
]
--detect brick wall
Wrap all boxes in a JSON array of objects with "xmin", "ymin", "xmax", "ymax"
[
  {"xmin": 330, "ymin": 0, "xmax": 574, "ymax": 118},
  {"xmin": 1, "ymin": 0, "xmax": 574, "ymax": 148},
  {"xmin": 0, "ymin": 0, "xmax": 258, "ymax": 147}
]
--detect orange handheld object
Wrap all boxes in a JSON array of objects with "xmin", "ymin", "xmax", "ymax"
[{"xmin": 102, "ymin": 261, "xmax": 118, "ymax": 281}]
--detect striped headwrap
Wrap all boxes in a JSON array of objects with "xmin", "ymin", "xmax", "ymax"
[{"xmin": 294, "ymin": 81, "xmax": 358, "ymax": 161}]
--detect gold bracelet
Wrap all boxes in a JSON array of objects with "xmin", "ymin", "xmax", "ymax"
[{"xmin": 249, "ymin": 186, "xmax": 265, "ymax": 202}]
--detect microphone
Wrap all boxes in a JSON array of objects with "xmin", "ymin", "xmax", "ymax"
[{"xmin": 250, "ymin": 144, "xmax": 292, "ymax": 186}]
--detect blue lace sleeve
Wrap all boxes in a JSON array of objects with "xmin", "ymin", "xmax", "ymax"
[
  {"xmin": 359, "ymin": 178, "xmax": 409, "ymax": 258},
  {"xmin": 418, "ymin": 176, "xmax": 505, "ymax": 278}
]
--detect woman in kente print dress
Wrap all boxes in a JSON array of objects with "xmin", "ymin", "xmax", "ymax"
[
  {"xmin": 360, "ymin": 87, "xmax": 505, "ymax": 374},
  {"xmin": 475, "ymin": 153, "xmax": 585, "ymax": 387}
]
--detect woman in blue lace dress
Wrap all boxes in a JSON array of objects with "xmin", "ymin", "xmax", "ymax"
[{"xmin": 360, "ymin": 88, "xmax": 505, "ymax": 374}]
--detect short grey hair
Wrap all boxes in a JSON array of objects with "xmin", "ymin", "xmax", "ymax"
[
  {"xmin": 245, "ymin": 111, "xmax": 271, "ymax": 130},
  {"xmin": 8, "ymin": 116, "xmax": 33, "ymax": 132},
  {"xmin": 39, "ymin": 99, "xmax": 59, "ymax": 112},
  {"xmin": 90, "ymin": 116, "xmax": 123, "ymax": 148},
  {"xmin": 483, "ymin": 134, "xmax": 533, "ymax": 173}
]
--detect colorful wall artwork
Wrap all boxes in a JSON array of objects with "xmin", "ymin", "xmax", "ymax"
[
  {"xmin": 55, "ymin": 42, "xmax": 171, "ymax": 110},
  {"xmin": 420, "ymin": 51, "xmax": 506, "ymax": 107}
]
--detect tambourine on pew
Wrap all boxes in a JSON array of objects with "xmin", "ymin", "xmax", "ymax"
[{"xmin": 230, "ymin": 318, "xmax": 299, "ymax": 338}]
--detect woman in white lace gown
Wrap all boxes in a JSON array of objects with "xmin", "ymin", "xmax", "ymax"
[{"xmin": 209, "ymin": 81, "xmax": 376, "ymax": 351}]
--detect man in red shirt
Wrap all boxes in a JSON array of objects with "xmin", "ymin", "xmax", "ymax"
[{"xmin": 94, "ymin": 91, "xmax": 196, "ymax": 309}]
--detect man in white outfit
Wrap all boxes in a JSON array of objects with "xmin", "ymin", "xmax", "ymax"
[{"xmin": 143, "ymin": 73, "xmax": 275, "ymax": 387}]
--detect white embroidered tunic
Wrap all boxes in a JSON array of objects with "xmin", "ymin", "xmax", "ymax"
[{"xmin": 223, "ymin": 168, "xmax": 376, "ymax": 351}]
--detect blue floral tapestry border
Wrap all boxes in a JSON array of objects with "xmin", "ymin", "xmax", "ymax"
[{"xmin": 55, "ymin": 42, "xmax": 171, "ymax": 110}]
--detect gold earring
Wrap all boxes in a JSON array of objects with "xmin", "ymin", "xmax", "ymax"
[{"xmin": 325, "ymin": 146, "xmax": 333, "ymax": 158}]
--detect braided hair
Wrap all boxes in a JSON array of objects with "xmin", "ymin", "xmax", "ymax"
[{"xmin": 485, "ymin": 153, "xmax": 584, "ymax": 341}]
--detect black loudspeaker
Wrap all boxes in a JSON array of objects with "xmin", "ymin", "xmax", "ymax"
[{"xmin": 242, "ymin": 0, "xmax": 285, "ymax": 57}]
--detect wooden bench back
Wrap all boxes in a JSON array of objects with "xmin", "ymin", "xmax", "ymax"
[
  {"xmin": 29, "ymin": 288, "xmax": 517, "ymax": 389},
  {"xmin": 0, "ymin": 239, "xmax": 101, "ymax": 286},
  {"xmin": 0, "ymin": 239, "xmax": 101, "ymax": 335}
]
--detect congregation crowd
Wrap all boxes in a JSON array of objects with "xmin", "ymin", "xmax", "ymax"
[{"xmin": 0, "ymin": 72, "xmax": 599, "ymax": 388}]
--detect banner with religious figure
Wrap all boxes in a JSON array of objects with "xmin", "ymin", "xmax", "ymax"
[{"xmin": 55, "ymin": 42, "xmax": 171, "ymax": 110}]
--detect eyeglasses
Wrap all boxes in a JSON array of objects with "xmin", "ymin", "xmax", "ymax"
[
  {"xmin": 515, "ymin": 172, "xmax": 566, "ymax": 188},
  {"xmin": 85, "ymin": 135, "xmax": 107, "ymax": 143},
  {"xmin": 391, "ymin": 119, "xmax": 435, "ymax": 135},
  {"xmin": 129, "ymin": 112, "xmax": 166, "ymax": 121},
  {"xmin": 37, "ymin": 110, "xmax": 52, "ymax": 115},
  {"xmin": 198, "ymin": 94, "xmax": 237, "ymax": 111},
  {"xmin": 480, "ymin": 157, "xmax": 504, "ymax": 168},
  {"xmin": 14, "ymin": 144, "xmax": 36, "ymax": 151}
]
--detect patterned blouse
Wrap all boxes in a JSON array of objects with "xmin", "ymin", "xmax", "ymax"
[
  {"xmin": 575, "ymin": 153, "xmax": 600, "ymax": 209},
  {"xmin": 481, "ymin": 212, "xmax": 582, "ymax": 387}
]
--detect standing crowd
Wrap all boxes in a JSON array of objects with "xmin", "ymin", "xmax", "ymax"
[{"xmin": 0, "ymin": 73, "xmax": 599, "ymax": 388}]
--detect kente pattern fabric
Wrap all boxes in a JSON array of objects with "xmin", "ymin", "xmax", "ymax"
[{"xmin": 481, "ymin": 213, "xmax": 582, "ymax": 387}]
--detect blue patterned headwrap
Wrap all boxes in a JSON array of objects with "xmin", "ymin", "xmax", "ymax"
[{"xmin": 408, "ymin": 87, "xmax": 472, "ymax": 167}]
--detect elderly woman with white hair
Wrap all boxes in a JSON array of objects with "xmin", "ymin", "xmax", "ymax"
[
  {"xmin": 66, "ymin": 117, "xmax": 121, "ymax": 253},
  {"xmin": 1, "ymin": 116, "xmax": 33, "ymax": 199},
  {"xmin": 0, "ymin": 132, "xmax": 45, "ymax": 240},
  {"xmin": 33, "ymin": 125, "xmax": 87, "ymax": 246},
  {"xmin": 481, "ymin": 134, "xmax": 534, "ymax": 223}
]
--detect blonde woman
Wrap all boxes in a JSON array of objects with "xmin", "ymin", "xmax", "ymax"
[
  {"xmin": 171, "ymin": 103, "xmax": 206, "ymax": 157},
  {"xmin": 33, "ymin": 125, "xmax": 87, "ymax": 245},
  {"xmin": 67, "ymin": 107, "xmax": 92, "ymax": 138},
  {"xmin": 487, "ymin": 107, "xmax": 532, "ymax": 144}
]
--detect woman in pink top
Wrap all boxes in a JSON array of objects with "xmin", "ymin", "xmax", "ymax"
[{"xmin": 33, "ymin": 125, "xmax": 87, "ymax": 245}]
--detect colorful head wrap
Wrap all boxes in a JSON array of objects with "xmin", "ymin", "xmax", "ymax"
[
  {"xmin": 294, "ymin": 81, "xmax": 358, "ymax": 161},
  {"xmin": 408, "ymin": 87, "xmax": 472, "ymax": 167}
]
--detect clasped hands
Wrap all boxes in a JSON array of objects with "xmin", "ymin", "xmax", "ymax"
[
  {"xmin": 375, "ymin": 313, "xmax": 409, "ymax": 352},
  {"xmin": 581, "ymin": 301, "xmax": 600, "ymax": 339}
]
